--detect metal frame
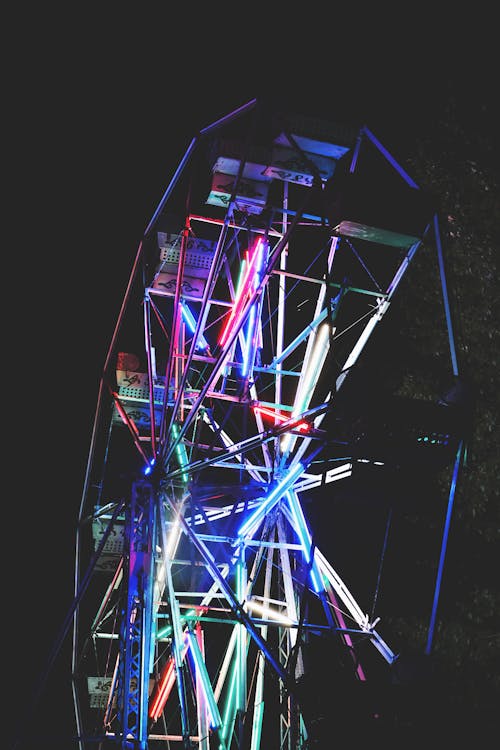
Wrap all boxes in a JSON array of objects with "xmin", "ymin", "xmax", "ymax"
[{"xmin": 68, "ymin": 99, "xmax": 463, "ymax": 749}]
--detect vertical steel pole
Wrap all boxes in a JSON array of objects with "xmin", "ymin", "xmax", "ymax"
[{"xmin": 426, "ymin": 440, "xmax": 464, "ymax": 655}]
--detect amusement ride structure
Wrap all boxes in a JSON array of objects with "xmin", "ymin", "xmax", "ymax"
[{"xmin": 58, "ymin": 97, "xmax": 468, "ymax": 748}]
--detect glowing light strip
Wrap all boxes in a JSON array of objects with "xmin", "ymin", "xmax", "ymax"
[
  {"xmin": 241, "ymin": 240, "xmax": 266, "ymax": 377},
  {"xmin": 253, "ymin": 405, "xmax": 308, "ymax": 431},
  {"xmin": 285, "ymin": 490, "xmax": 323, "ymax": 593},
  {"xmin": 235, "ymin": 552, "xmax": 246, "ymax": 719},
  {"xmin": 236, "ymin": 462, "xmax": 304, "ymax": 539},
  {"xmin": 180, "ymin": 301, "xmax": 209, "ymax": 351},
  {"xmin": 221, "ymin": 258, "xmax": 247, "ymax": 381},
  {"xmin": 219, "ymin": 239, "xmax": 264, "ymax": 347},
  {"xmin": 165, "ymin": 515, "xmax": 183, "ymax": 559},
  {"xmin": 210, "ymin": 461, "xmax": 272, "ymax": 474},
  {"xmin": 293, "ymin": 463, "xmax": 353, "ymax": 492},
  {"xmin": 149, "ymin": 656, "xmax": 175, "ymax": 721},
  {"xmin": 241, "ymin": 304, "xmax": 256, "ymax": 375},
  {"xmin": 220, "ymin": 658, "xmax": 238, "ymax": 744},
  {"xmin": 251, "ymin": 699, "xmax": 264, "ymax": 750},
  {"xmin": 172, "ymin": 424, "xmax": 188, "ymax": 483},
  {"xmin": 335, "ymin": 297, "xmax": 389, "ymax": 391},
  {"xmin": 246, "ymin": 599, "xmax": 297, "ymax": 626},
  {"xmin": 290, "ymin": 472, "xmax": 322, "ymax": 492},
  {"xmin": 292, "ymin": 321, "xmax": 330, "ymax": 415},
  {"xmin": 149, "ymin": 642, "xmax": 189, "ymax": 721},
  {"xmin": 250, "ymin": 535, "xmax": 274, "ymax": 750},
  {"xmin": 219, "ymin": 254, "xmax": 251, "ymax": 346},
  {"xmin": 186, "ymin": 631, "xmax": 223, "ymax": 731},
  {"xmin": 159, "ymin": 496, "xmax": 192, "ymax": 735},
  {"xmin": 281, "ymin": 322, "xmax": 330, "ymax": 459},
  {"xmin": 254, "ymin": 405, "xmax": 286, "ymax": 420},
  {"xmin": 325, "ymin": 464, "xmax": 352, "ymax": 484}
]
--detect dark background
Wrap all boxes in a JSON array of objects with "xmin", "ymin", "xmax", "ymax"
[{"xmin": 6, "ymin": 9, "xmax": 499, "ymax": 749}]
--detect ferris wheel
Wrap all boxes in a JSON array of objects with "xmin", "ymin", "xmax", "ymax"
[{"xmin": 66, "ymin": 97, "xmax": 467, "ymax": 749}]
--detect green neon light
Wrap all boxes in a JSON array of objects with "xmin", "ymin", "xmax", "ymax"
[
  {"xmin": 187, "ymin": 630, "xmax": 224, "ymax": 733},
  {"xmin": 172, "ymin": 423, "xmax": 188, "ymax": 482},
  {"xmin": 221, "ymin": 658, "xmax": 238, "ymax": 743}
]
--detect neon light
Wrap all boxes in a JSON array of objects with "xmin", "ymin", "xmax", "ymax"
[
  {"xmin": 281, "ymin": 322, "xmax": 330, "ymax": 457},
  {"xmin": 254, "ymin": 405, "xmax": 287, "ymax": 422},
  {"xmin": 186, "ymin": 630, "xmax": 223, "ymax": 730},
  {"xmin": 143, "ymin": 457, "xmax": 155, "ymax": 476},
  {"xmin": 219, "ymin": 256, "xmax": 251, "ymax": 346},
  {"xmin": 246, "ymin": 599, "xmax": 296, "ymax": 626},
  {"xmin": 336, "ymin": 297, "xmax": 389, "ymax": 391},
  {"xmin": 233, "ymin": 242, "xmax": 264, "ymax": 325},
  {"xmin": 325, "ymin": 463, "xmax": 353, "ymax": 482},
  {"xmin": 156, "ymin": 607, "xmax": 198, "ymax": 641},
  {"xmin": 241, "ymin": 240, "xmax": 266, "ymax": 377},
  {"xmin": 149, "ymin": 656, "xmax": 176, "ymax": 720},
  {"xmin": 172, "ymin": 423, "xmax": 188, "ymax": 483},
  {"xmin": 237, "ymin": 462, "xmax": 304, "ymax": 539},
  {"xmin": 181, "ymin": 301, "xmax": 209, "ymax": 351},
  {"xmin": 219, "ymin": 239, "xmax": 265, "ymax": 348},
  {"xmin": 294, "ymin": 322, "xmax": 330, "ymax": 415},
  {"xmin": 235, "ymin": 553, "xmax": 246, "ymax": 717},
  {"xmin": 250, "ymin": 701, "xmax": 264, "ymax": 750},
  {"xmin": 241, "ymin": 303, "xmax": 256, "ymax": 376},
  {"xmin": 149, "ymin": 642, "xmax": 189, "ymax": 721},
  {"xmin": 156, "ymin": 624, "xmax": 172, "ymax": 640},
  {"xmin": 166, "ymin": 517, "xmax": 183, "ymax": 559},
  {"xmin": 286, "ymin": 490, "xmax": 323, "ymax": 593},
  {"xmin": 221, "ymin": 660, "xmax": 237, "ymax": 744},
  {"xmin": 253, "ymin": 405, "xmax": 309, "ymax": 431}
]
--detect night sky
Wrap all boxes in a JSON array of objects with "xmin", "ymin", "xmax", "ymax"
[{"xmin": 7, "ymin": 11, "xmax": 498, "ymax": 749}]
